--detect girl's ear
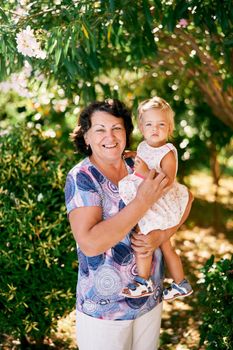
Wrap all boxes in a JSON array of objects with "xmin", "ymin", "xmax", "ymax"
[
  {"xmin": 168, "ymin": 124, "xmax": 173, "ymax": 139},
  {"xmin": 138, "ymin": 120, "xmax": 143, "ymax": 134}
]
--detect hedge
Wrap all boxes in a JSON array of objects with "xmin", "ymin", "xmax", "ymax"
[{"xmin": 0, "ymin": 124, "xmax": 79, "ymax": 346}]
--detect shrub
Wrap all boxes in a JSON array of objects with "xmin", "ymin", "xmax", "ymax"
[
  {"xmin": 0, "ymin": 124, "xmax": 79, "ymax": 346},
  {"xmin": 198, "ymin": 255, "xmax": 233, "ymax": 350}
]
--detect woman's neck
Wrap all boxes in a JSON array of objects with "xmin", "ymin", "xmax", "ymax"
[{"xmin": 89, "ymin": 155, "xmax": 128, "ymax": 185}]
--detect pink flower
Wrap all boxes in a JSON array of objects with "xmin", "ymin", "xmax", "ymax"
[
  {"xmin": 16, "ymin": 26, "xmax": 46, "ymax": 59},
  {"xmin": 179, "ymin": 19, "xmax": 188, "ymax": 28}
]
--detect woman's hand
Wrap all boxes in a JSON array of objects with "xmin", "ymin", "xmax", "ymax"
[
  {"xmin": 136, "ymin": 170, "xmax": 168, "ymax": 208},
  {"xmin": 131, "ymin": 230, "xmax": 164, "ymax": 257}
]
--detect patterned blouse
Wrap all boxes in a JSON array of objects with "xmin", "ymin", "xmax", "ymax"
[{"xmin": 65, "ymin": 157, "xmax": 164, "ymax": 320}]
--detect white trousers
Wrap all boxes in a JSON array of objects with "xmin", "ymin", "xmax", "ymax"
[{"xmin": 76, "ymin": 302, "xmax": 163, "ymax": 350}]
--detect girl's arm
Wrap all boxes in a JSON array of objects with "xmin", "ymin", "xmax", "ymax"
[
  {"xmin": 69, "ymin": 171, "xmax": 168, "ymax": 256},
  {"xmin": 134, "ymin": 156, "xmax": 151, "ymax": 177},
  {"xmin": 160, "ymin": 150, "xmax": 177, "ymax": 187},
  {"xmin": 132, "ymin": 151, "xmax": 176, "ymax": 182},
  {"xmin": 123, "ymin": 151, "xmax": 150, "ymax": 177}
]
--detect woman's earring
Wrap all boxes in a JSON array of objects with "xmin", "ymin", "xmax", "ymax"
[{"xmin": 86, "ymin": 144, "xmax": 90, "ymax": 151}]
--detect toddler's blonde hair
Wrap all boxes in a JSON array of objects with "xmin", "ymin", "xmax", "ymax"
[{"xmin": 137, "ymin": 96, "xmax": 175, "ymax": 137}]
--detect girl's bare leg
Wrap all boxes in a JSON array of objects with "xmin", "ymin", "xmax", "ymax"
[
  {"xmin": 161, "ymin": 239, "xmax": 184, "ymax": 284},
  {"xmin": 136, "ymin": 253, "xmax": 153, "ymax": 280}
]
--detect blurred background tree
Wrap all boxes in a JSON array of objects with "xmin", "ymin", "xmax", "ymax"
[
  {"xmin": 0, "ymin": 0, "xmax": 232, "ymax": 179},
  {"xmin": 0, "ymin": 1, "xmax": 232, "ymax": 117}
]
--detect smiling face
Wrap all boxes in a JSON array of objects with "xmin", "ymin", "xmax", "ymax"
[
  {"xmin": 84, "ymin": 111, "xmax": 126, "ymax": 164},
  {"xmin": 139, "ymin": 109, "xmax": 170, "ymax": 147}
]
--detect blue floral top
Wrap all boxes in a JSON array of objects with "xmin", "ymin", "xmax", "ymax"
[{"xmin": 65, "ymin": 157, "xmax": 164, "ymax": 320}]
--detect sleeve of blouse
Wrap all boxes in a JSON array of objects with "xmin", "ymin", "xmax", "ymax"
[{"xmin": 64, "ymin": 168, "xmax": 102, "ymax": 215}]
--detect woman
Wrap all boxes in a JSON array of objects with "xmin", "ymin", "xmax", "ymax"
[{"xmin": 65, "ymin": 99, "xmax": 192, "ymax": 350}]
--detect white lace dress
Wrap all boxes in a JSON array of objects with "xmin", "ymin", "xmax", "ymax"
[{"xmin": 119, "ymin": 141, "xmax": 189, "ymax": 234}]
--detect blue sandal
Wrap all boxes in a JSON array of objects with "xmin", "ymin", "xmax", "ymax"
[{"xmin": 121, "ymin": 276, "xmax": 154, "ymax": 298}]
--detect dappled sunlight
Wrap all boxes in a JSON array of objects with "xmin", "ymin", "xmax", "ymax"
[
  {"xmin": 188, "ymin": 172, "xmax": 233, "ymax": 206},
  {"xmin": 160, "ymin": 224, "xmax": 232, "ymax": 349},
  {"xmin": 160, "ymin": 172, "xmax": 233, "ymax": 349},
  {"xmin": 53, "ymin": 311, "xmax": 76, "ymax": 349}
]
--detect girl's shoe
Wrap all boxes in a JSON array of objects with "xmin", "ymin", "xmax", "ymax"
[
  {"xmin": 163, "ymin": 279, "xmax": 193, "ymax": 301},
  {"xmin": 121, "ymin": 276, "xmax": 154, "ymax": 298}
]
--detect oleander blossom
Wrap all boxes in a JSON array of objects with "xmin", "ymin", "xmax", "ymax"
[
  {"xmin": 179, "ymin": 19, "xmax": 188, "ymax": 28},
  {"xmin": 37, "ymin": 193, "xmax": 44, "ymax": 202},
  {"xmin": 12, "ymin": 6, "xmax": 28, "ymax": 24},
  {"xmin": 0, "ymin": 62, "xmax": 33, "ymax": 98},
  {"xmin": 16, "ymin": 26, "xmax": 46, "ymax": 59}
]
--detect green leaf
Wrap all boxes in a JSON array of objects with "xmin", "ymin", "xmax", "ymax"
[
  {"xmin": 166, "ymin": 9, "xmax": 176, "ymax": 32},
  {"xmin": 142, "ymin": 0, "xmax": 153, "ymax": 26},
  {"xmin": 63, "ymin": 33, "xmax": 71, "ymax": 57},
  {"xmin": 223, "ymin": 38, "xmax": 233, "ymax": 46},
  {"xmin": 64, "ymin": 59, "xmax": 78, "ymax": 78},
  {"xmin": 107, "ymin": 24, "xmax": 112, "ymax": 43},
  {"xmin": 5, "ymin": 37, "xmax": 16, "ymax": 52},
  {"xmin": 174, "ymin": 1, "xmax": 190, "ymax": 18},
  {"xmin": 81, "ymin": 23, "xmax": 89, "ymax": 39},
  {"xmin": 55, "ymin": 46, "xmax": 62, "ymax": 67},
  {"xmin": 0, "ymin": 54, "xmax": 6, "ymax": 79},
  {"xmin": 48, "ymin": 38, "xmax": 58, "ymax": 54},
  {"xmin": 0, "ymin": 7, "xmax": 9, "ymax": 23},
  {"xmin": 0, "ymin": 37, "xmax": 6, "ymax": 53},
  {"xmin": 109, "ymin": 0, "xmax": 115, "ymax": 12},
  {"xmin": 153, "ymin": 0, "xmax": 162, "ymax": 10}
]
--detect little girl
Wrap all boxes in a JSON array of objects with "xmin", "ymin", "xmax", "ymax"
[{"xmin": 119, "ymin": 96, "xmax": 193, "ymax": 300}]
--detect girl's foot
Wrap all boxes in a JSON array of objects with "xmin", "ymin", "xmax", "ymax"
[
  {"xmin": 163, "ymin": 279, "xmax": 193, "ymax": 301},
  {"xmin": 121, "ymin": 276, "xmax": 154, "ymax": 298}
]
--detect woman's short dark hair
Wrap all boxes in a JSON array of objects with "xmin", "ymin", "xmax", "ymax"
[{"xmin": 71, "ymin": 99, "xmax": 134, "ymax": 156}]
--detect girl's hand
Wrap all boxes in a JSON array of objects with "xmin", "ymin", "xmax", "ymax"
[
  {"xmin": 123, "ymin": 150, "xmax": 137, "ymax": 159},
  {"xmin": 134, "ymin": 156, "xmax": 150, "ymax": 177}
]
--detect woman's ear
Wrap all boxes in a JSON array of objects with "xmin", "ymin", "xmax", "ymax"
[{"xmin": 84, "ymin": 132, "xmax": 89, "ymax": 146}]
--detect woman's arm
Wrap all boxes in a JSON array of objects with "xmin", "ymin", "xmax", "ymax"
[
  {"xmin": 131, "ymin": 191, "xmax": 194, "ymax": 257},
  {"xmin": 69, "ymin": 171, "xmax": 168, "ymax": 256}
]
